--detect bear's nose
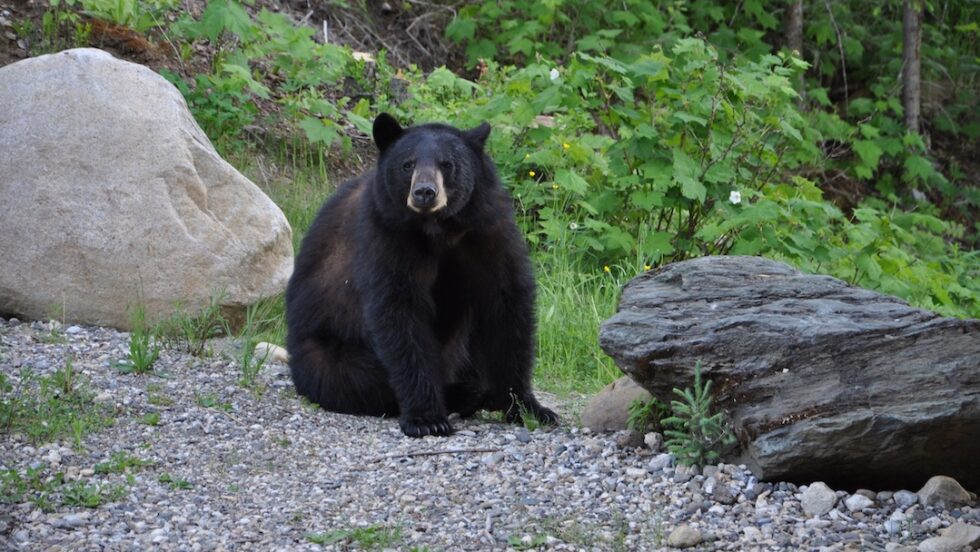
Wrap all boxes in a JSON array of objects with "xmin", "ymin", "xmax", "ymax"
[{"xmin": 412, "ymin": 183, "xmax": 437, "ymax": 207}]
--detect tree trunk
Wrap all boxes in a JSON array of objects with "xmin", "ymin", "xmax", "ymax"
[
  {"xmin": 902, "ymin": 0, "xmax": 922, "ymax": 134},
  {"xmin": 785, "ymin": 0, "xmax": 804, "ymax": 56},
  {"xmin": 785, "ymin": 0, "xmax": 805, "ymax": 94}
]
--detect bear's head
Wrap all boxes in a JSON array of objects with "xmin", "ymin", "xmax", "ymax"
[{"xmin": 371, "ymin": 113, "xmax": 492, "ymax": 221}]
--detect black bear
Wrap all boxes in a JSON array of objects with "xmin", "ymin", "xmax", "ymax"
[{"xmin": 285, "ymin": 113, "xmax": 558, "ymax": 437}]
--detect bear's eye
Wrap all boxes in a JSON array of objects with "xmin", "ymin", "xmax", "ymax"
[
  {"xmin": 402, "ymin": 160, "xmax": 415, "ymax": 172},
  {"xmin": 439, "ymin": 160, "xmax": 454, "ymax": 172}
]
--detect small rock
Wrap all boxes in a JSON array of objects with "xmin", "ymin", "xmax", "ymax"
[
  {"xmin": 644, "ymin": 432, "xmax": 664, "ymax": 452},
  {"xmin": 922, "ymin": 516, "xmax": 943, "ymax": 532},
  {"xmin": 51, "ymin": 513, "xmax": 88, "ymax": 529},
  {"xmin": 885, "ymin": 545, "xmax": 915, "ymax": 552},
  {"xmin": 65, "ymin": 325, "xmax": 83, "ymax": 334},
  {"xmin": 648, "ymin": 453, "xmax": 674, "ymax": 472},
  {"xmin": 742, "ymin": 526, "xmax": 763, "ymax": 540},
  {"xmin": 254, "ymin": 342, "xmax": 289, "ymax": 364},
  {"xmin": 806, "ymin": 518, "xmax": 833, "ymax": 529},
  {"xmin": 855, "ymin": 488, "xmax": 876, "ymax": 499},
  {"xmin": 916, "ymin": 522, "xmax": 980, "ymax": 552},
  {"xmin": 712, "ymin": 484, "xmax": 736, "ymax": 505},
  {"xmin": 895, "ymin": 490, "xmax": 919, "ymax": 508},
  {"xmin": 917, "ymin": 476, "xmax": 972, "ymax": 508},
  {"xmin": 666, "ymin": 524, "xmax": 702, "ymax": 548},
  {"xmin": 884, "ymin": 520, "xmax": 903, "ymax": 535},
  {"xmin": 845, "ymin": 493, "xmax": 874, "ymax": 512},
  {"xmin": 514, "ymin": 428, "xmax": 531, "ymax": 443},
  {"xmin": 614, "ymin": 429, "xmax": 645, "ymax": 448},
  {"xmin": 676, "ymin": 464, "xmax": 700, "ymax": 477},
  {"xmin": 626, "ymin": 467, "xmax": 646, "ymax": 478},
  {"xmin": 802, "ymin": 482, "xmax": 838, "ymax": 517}
]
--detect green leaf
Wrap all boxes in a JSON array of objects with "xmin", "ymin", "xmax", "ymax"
[
  {"xmin": 629, "ymin": 190, "xmax": 664, "ymax": 210},
  {"xmin": 444, "ymin": 18, "xmax": 475, "ymax": 42},
  {"xmin": 196, "ymin": 0, "xmax": 255, "ymax": 42},
  {"xmin": 853, "ymin": 140, "xmax": 883, "ymax": 169},
  {"xmin": 642, "ymin": 232, "xmax": 675, "ymax": 261},
  {"xmin": 673, "ymin": 148, "xmax": 705, "ymax": 202},
  {"xmin": 298, "ymin": 117, "xmax": 339, "ymax": 147},
  {"xmin": 555, "ymin": 169, "xmax": 589, "ymax": 195},
  {"xmin": 904, "ymin": 155, "xmax": 937, "ymax": 182}
]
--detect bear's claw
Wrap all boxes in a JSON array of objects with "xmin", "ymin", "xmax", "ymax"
[{"xmin": 399, "ymin": 416, "xmax": 454, "ymax": 438}]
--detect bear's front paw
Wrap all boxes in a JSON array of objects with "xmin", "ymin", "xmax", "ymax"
[
  {"xmin": 504, "ymin": 399, "xmax": 560, "ymax": 426},
  {"xmin": 531, "ymin": 405, "xmax": 560, "ymax": 425},
  {"xmin": 399, "ymin": 415, "xmax": 454, "ymax": 438}
]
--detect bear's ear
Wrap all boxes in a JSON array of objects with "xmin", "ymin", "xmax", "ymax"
[
  {"xmin": 373, "ymin": 113, "xmax": 404, "ymax": 153},
  {"xmin": 463, "ymin": 122, "xmax": 492, "ymax": 150}
]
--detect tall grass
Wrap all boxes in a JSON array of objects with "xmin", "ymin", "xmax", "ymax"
[
  {"xmin": 234, "ymin": 146, "xmax": 629, "ymax": 396},
  {"xmin": 533, "ymin": 247, "xmax": 630, "ymax": 394}
]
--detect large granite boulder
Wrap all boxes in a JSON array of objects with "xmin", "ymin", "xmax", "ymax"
[
  {"xmin": 599, "ymin": 256, "xmax": 980, "ymax": 491},
  {"xmin": 0, "ymin": 49, "xmax": 293, "ymax": 329}
]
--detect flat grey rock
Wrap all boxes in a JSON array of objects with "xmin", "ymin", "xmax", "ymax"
[{"xmin": 599, "ymin": 256, "xmax": 980, "ymax": 490}]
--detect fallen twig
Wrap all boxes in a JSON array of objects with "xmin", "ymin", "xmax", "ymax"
[{"xmin": 366, "ymin": 447, "xmax": 502, "ymax": 463}]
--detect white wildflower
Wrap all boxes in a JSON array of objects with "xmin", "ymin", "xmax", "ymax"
[
  {"xmin": 549, "ymin": 68, "xmax": 560, "ymax": 81},
  {"xmin": 729, "ymin": 190, "xmax": 742, "ymax": 205}
]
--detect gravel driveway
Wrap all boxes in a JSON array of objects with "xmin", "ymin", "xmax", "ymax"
[{"xmin": 1, "ymin": 318, "xmax": 976, "ymax": 551}]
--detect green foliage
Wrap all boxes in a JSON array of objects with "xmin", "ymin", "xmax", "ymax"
[
  {"xmin": 139, "ymin": 411, "xmax": 161, "ymax": 426},
  {"xmin": 0, "ymin": 368, "xmax": 112, "ymax": 445},
  {"xmin": 395, "ymin": 40, "xmax": 812, "ymax": 267},
  {"xmin": 94, "ymin": 451, "xmax": 154, "ymax": 474},
  {"xmin": 661, "ymin": 362, "xmax": 736, "ymax": 467},
  {"xmin": 61, "ymin": 480, "xmax": 126, "ymax": 507},
  {"xmin": 115, "ymin": 304, "xmax": 160, "ymax": 374},
  {"xmin": 158, "ymin": 473, "xmax": 193, "ymax": 490},
  {"xmin": 306, "ymin": 525, "xmax": 402, "ymax": 549},
  {"xmin": 2, "ymin": 466, "xmax": 126, "ymax": 510},
  {"xmin": 71, "ymin": 0, "xmax": 178, "ymax": 32},
  {"xmin": 237, "ymin": 301, "xmax": 282, "ymax": 389},
  {"xmin": 194, "ymin": 392, "xmax": 232, "ymax": 412},
  {"xmin": 163, "ymin": 0, "xmax": 358, "ymax": 151},
  {"xmin": 155, "ymin": 293, "xmax": 229, "ymax": 356},
  {"xmin": 627, "ymin": 396, "xmax": 668, "ymax": 433},
  {"xmin": 1, "ymin": 467, "xmax": 60, "ymax": 510}
]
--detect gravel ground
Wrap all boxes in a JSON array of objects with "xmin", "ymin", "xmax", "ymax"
[{"xmin": 1, "ymin": 318, "xmax": 977, "ymax": 551}]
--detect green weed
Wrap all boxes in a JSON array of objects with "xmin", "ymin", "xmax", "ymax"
[
  {"xmin": 155, "ymin": 292, "xmax": 229, "ymax": 356},
  {"xmin": 237, "ymin": 300, "xmax": 283, "ymax": 389},
  {"xmin": 194, "ymin": 393, "xmax": 232, "ymax": 412},
  {"xmin": 158, "ymin": 473, "xmax": 192, "ymax": 490},
  {"xmin": 139, "ymin": 412, "xmax": 162, "ymax": 426},
  {"xmin": 61, "ymin": 480, "xmax": 126, "ymax": 507},
  {"xmin": 115, "ymin": 304, "xmax": 160, "ymax": 375},
  {"xmin": 94, "ymin": 451, "xmax": 154, "ymax": 474},
  {"xmin": 306, "ymin": 524, "xmax": 402, "ymax": 549},
  {"xmin": 0, "ymin": 368, "xmax": 112, "ymax": 445},
  {"xmin": 627, "ymin": 396, "xmax": 669, "ymax": 433}
]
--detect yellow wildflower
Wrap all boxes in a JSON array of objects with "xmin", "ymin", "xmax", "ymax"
[
  {"xmin": 562, "ymin": 143, "xmax": 570, "ymax": 150},
  {"xmin": 551, "ymin": 184, "xmax": 559, "ymax": 190},
  {"xmin": 644, "ymin": 264, "xmax": 652, "ymax": 271},
  {"xmin": 529, "ymin": 170, "xmax": 536, "ymax": 177},
  {"xmin": 603, "ymin": 265, "xmax": 611, "ymax": 273}
]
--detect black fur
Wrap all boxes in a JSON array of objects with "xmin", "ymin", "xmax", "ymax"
[{"xmin": 285, "ymin": 113, "xmax": 558, "ymax": 437}]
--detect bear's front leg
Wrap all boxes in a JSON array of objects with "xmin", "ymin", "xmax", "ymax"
[
  {"xmin": 363, "ymin": 282, "xmax": 453, "ymax": 438},
  {"xmin": 482, "ymin": 278, "xmax": 559, "ymax": 426}
]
